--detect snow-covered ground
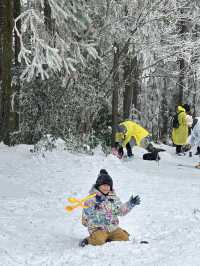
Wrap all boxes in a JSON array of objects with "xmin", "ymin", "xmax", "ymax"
[{"xmin": 0, "ymin": 142, "xmax": 200, "ymax": 266}]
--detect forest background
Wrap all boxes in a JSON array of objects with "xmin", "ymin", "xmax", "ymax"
[{"xmin": 1, "ymin": 0, "xmax": 200, "ymax": 153}]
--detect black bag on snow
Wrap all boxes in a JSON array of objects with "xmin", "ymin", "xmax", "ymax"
[{"xmin": 143, "ymin": 151, "xmax": 160, "ymax": 161}]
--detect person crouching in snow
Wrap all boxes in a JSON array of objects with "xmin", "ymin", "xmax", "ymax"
[
  {"xmin": 79, "ymin": 169, "xmax": 141, "ymax": 247},
  {"xmin": 114, "ymin": 119, "xmax": 157, "ymax": 159},
  {"xmin": 188, "ymin": 118, "xmax": 200, "ymax": 168}
]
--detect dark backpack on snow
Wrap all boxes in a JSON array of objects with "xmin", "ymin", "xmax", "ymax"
[
  {"xmin": 172, "ymin": 111, "xmax": 183, "ymax": 128},
  {"xmin": 143, "ymin": 151, "xmax": 160, "ymax": 161}
]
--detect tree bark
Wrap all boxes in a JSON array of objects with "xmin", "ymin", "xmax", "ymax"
[
  {"xmin": 123, "ymin": 57, "xmax": 133, "ymax": 120},
  {"xmin": 0, "ymin": 0, "xmax": 4, "ymax": 81},
  {"xmin": 44, "ymin": 0, "xmax": 54, "ymax": 34},
  {"xmin": 178, "ymin": 57, "xmax": 184, "ymax": 104},
  {"xmin": 177, "ymin": 13, "xmax": 188, "ymax": 104},
  {"xmin": 160, "ymin": 78, "xmax": 169, "ymax": 143},
  {"xmin": 111, "ymin": 43, "xmax": 120, "ymax": 147},
  {"xmin": 0, "ymin": 0, "xmax": 14, "ymax": 145},
  {"xmin": 12, "ymin": 0, "xmax": 21, "ymax": 137},
  {"xmin": 123, "ymin": 51, "xmax": 140, "ymax": 120},
  {"xmin": 13, "ymin": 0, "xmax": 21, "ymax": 66}
]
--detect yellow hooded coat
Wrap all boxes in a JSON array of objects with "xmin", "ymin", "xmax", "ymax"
[
  {"xmin": 115, "ymin": 120, "xmax": 149, "ymax": 147},
  {"xmin": 172, "ymin": 106, "xmax": 188, "ymax": 145}
]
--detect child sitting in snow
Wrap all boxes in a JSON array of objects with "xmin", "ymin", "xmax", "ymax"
[{"xmin": 79, "ymin": 169, "xmax": 141, "ymax": 247}]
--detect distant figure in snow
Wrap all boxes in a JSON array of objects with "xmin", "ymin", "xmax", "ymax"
[
  {"xmin": 188, "ymin": 118, "xmax": 200, "ymax": 168},
  {"xmin": 183, "ymin": 104, "xmax": 193, "ymax": 136},
  {"xmin": 195, "ymin": 146, "xmax": 200, "ymax": 155},
  {"xmin": 172, "ymin": 105, "xmax": 188, "ymax": 155},
  {"xmin": 79, "ymin": 169, "xmax": 141, "ymax": 247},
  {"xmin": 182, "ymin": 104, "xmax": 193, "ymax": 152}
]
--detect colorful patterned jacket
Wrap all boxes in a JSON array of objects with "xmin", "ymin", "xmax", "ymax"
[{"xmin": 82, "ymin": 186, "xmax": 134, "ymax": 234}]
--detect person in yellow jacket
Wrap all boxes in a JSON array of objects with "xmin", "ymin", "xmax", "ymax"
[
  {"xmin": 172, "ymin": 105, "xmax": 188, "ymax": 155},
  {"xmin": 114, "ymin": 120, "xmax": 152, "ymax": 158}
]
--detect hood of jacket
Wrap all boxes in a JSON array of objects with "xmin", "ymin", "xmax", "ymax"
[{"xmin": 177, "ymin": 105, "xmax": 186, "ymax": 113}]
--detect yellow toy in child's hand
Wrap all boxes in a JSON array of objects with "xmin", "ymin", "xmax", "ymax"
[{"xmin": 65, "ymin": 193, "xmax": 96, "ymax": 212}]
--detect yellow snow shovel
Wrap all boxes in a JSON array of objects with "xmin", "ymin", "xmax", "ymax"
[{"xmin": 65, "ymin": 193, "xmax": 96, "ymax": 212}]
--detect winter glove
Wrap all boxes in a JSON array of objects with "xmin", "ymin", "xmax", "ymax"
[
  {"xmin": 129, "ymin": 195, "xmax": 141, "ymax": 207},
  {"xmin": 112, "ymin": 147, "xmax": 123, "ymax": 159}
]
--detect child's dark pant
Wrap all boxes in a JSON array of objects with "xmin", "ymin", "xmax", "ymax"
[{"xmin": 118, "ymin": 143, "xmax": 133, "ymax": 157}]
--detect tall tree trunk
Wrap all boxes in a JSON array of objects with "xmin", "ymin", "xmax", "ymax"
[
  {"xmin": 123, "ymin": 51, "xmax": 140, "ymax": 120},
  {"xmin": 0, "ymin": 0, "xmax": 3, "ymax": 81},
  {"xmin": 44, "ymin": 0, "xmax": 54, "ymax": 34},
  {"xmin": 132, "ymin": 56, "xmax": 140, "ymax": 111},
  {"xmin": 160, "ymin": 78, "xmax": 169, "ymax": 143},
  {"xmin": 192, "ymin": 71, "xmax": 197, "ymax": 117},
  {"xmin": 12, "ymin": 0, "xmax": 21, "ymax": 136},
  {"xmin": 13, "ymin": 0, "xmax": 21, "ymax": 66},
  {"xmin": 111, "ymin": 43, "xmax": 120, "ymax": 147},
  {"xmin": 123, "ymin": 56, "xmax": 133, "ymax": 120},
  {"xmin": 0, "ymin": 0, "xmax": 14, "ymax": 145},
  {"xmin": 178, "ymin": 57, "xmax": 184, "ymax": 104},
  {"xmin": 178, "ymin": 12, "xmax": 188, "ymax": 104}
]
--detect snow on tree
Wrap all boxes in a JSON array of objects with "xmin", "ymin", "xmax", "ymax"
[
  {"xmin": 3, "ymin": 0, "xmax": 200, "ymax": 148},
  {"xmin": 14, "ymin": 0, "xmax": 99, "ymax": 82}
]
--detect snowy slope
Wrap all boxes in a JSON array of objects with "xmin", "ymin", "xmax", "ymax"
[{"xmin": 0, "ymin": 143, "xmax": 200, "ymax": 266}]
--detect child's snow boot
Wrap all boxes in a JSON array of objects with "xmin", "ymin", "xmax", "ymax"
[
  {"xmin": 128, "ymin": 155, "xmax": 134, "ymax": 160},
  {"xmin": 79, "ymin": 238, "xmax": 89, "ymax": 247}
]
